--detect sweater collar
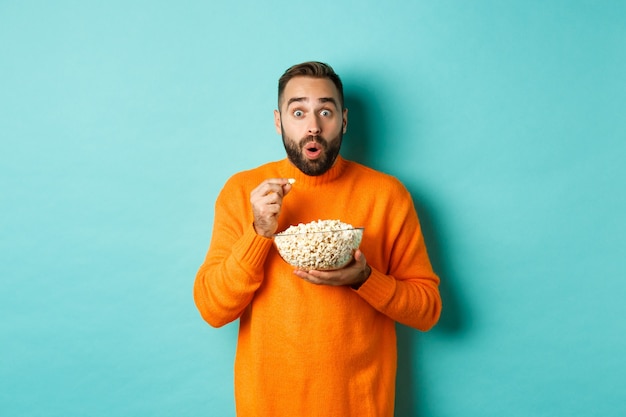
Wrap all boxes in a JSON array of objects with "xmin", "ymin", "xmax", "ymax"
[{"xmin": 279, "ymin": 155, "xmax": 348, "ymax": 187}]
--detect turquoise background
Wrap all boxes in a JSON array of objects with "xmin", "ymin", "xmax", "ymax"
[{"xmin": 1, "ymin": 1, "xmax": 624, "ymax": 416}]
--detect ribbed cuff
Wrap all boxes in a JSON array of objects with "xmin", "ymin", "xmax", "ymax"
[
  {"xmin": 231, "ymin": 225, "xmax": 274, "ymax": 276},
  {"xmin": 354, "ymin": 268, "xmax": 396, "ymax": 308}
]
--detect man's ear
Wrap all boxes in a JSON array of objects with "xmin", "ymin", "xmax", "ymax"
[
  {"xmin": 342, "ymin": 108, "xmax": 348, "ymax": 133},
  {"xmin": 274, "ymin": 109, "xmax": 282, "ymax": 134}
]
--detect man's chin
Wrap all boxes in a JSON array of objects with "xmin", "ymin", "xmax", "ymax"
[{"xmin": 293, "ymin": 159, "xmax": 326, "ymax": 176}]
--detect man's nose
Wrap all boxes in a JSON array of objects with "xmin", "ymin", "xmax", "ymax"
[{"xmin": 307, "ymin": 115, "xmax": 321, "ymax": 135}]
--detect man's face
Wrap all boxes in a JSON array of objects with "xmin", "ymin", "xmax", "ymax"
[{"xmin": 274, "ymin": 76, "xmax": 348, "ymax": 176}]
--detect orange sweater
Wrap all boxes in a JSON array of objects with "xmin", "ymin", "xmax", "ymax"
[{"xmin": 194, "ymin": 156, "xmax": 441, "ymax": 417}]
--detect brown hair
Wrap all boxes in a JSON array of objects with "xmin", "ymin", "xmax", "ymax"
[{"xmin": 277, "ymin": 61, "xmax": 344, "ymax": 109}]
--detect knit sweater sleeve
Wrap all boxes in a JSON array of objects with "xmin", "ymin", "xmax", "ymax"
[
  {"xmin": 355, "ymin": 180, "xmax": 442, "ymax": 332},
  {"xmin": 193, "ymin": 176, "xmax": 272, "ymax": 328}
]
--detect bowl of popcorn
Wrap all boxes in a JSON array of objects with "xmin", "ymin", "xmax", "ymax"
[{"xmin": 274, "ymin": 219, "xmax": 364, "ymax": 271}]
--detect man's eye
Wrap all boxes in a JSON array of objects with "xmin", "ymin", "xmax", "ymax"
[
  {"xmin": 320, "ymin": 110, "xmax": 331, "ymax": 117},
  {"xmin": 293, "ymin": 110, "xmax": 304, "ymax": 117}
]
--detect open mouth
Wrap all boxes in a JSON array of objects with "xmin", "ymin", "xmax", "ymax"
[{"xmin": 303, "ymin": 141, "xmax": 322, "ymax": 160}]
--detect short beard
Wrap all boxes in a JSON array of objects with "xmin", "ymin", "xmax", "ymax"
[{"xmin": 282, "ymin": 127, "xmax": 342, "ymax": 176}]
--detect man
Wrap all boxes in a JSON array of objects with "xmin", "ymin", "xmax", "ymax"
[{"xmin": 194, "ymin": 61, "xmax": 441, "ymax": 417}]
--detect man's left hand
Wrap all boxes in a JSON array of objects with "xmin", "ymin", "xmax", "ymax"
[{"xmin": 293, "ymin": 249, "xmax": 371, "ymax": 288}]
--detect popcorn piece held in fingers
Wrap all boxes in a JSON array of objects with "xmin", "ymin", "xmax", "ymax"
[{"xmin": 288, "ymin": 178, "xmax": 296, "ymax": 184}]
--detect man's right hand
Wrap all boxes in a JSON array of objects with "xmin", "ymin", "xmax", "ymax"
[{"xmin": 250, "ymin": 178, "xmax": 294, "ymax": 237}]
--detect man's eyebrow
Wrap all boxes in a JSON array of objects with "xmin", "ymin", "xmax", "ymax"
[
  {"xmin": 286, "ymin": 97, "xmax": 307, "ymax": 107},
  {"xmin": 286, "ymin": 97, "xmax": 339, "ymax": 107},
  {"xmin": 319, "ymin": 97, "xmax": 339, "ymax": 107}
]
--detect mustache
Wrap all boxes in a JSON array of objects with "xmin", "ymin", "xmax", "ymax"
[{"xmin": 299, "ymin": 135, "xmax": 328, "ymax": 148}]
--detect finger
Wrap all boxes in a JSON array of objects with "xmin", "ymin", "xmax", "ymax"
[
  {"xmin": 354, "ymin": 249, "xmax": 367, "ymax": 265},
  {"xmin": 256, "ymin": 185, "xmax": 283, "ymax": 199},
  {"xmin": 252, "ymin": 188, "xmax": 283, "ymax": 208},
  {"xmin": 267, "ymin": 178, "xmax": 292, "ymax": 189},
  {"xmin": 281, "ymin": 183, "xmax": 293, "ymax": 197},
  {"xmin": 282, "ymin": 178, "xmax": 296, "ymax": 196},
  {"xmin": 254, "ymin": 180, "xmax": 295, "ymax": 207},
  {"xmin": 252, "ymin": 180, "xmax": 281, "ymax": 198},
  {"xmin": 263, "ymin": 192, "xmax": 280, "ymax": 205},
  {"xmin": 296, "ymin": 269, "xmax": 345, "ymax": 286},
  {"xmin": 255, "ymin": 201, "xmax": 282, "ymax": 217},
  {"xmin": 264, "ymin": 178, "xmax": 296, "ymax": 196},
  {"xmin": 294, "ymin": 270, "xmax": 326, "ymax": 286}
]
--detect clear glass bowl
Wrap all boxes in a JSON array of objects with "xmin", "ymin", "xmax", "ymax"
[{"xmin": 273, "ymin": 227, "xmax": 364, "ymax": 270}]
